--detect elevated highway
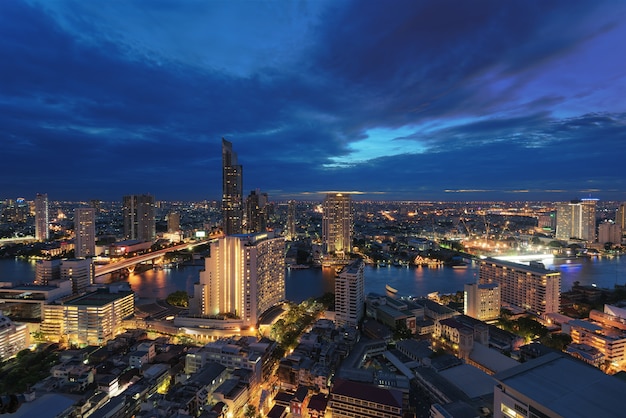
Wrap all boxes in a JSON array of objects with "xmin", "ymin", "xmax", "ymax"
[{"xmin": 94, "ymin": 240, "xmax": 211, "ymax": 277}]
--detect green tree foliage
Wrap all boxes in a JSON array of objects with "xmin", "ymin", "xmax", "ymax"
[
  {"xmin": 540, "ymin": 333, "xmax": 572, "ymax": 351},
  {"xmin": 166, "ymin": 291, "xmax": 188, "ymax": 307}
]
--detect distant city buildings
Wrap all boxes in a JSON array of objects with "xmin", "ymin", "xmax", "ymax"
[
  {"xmin": 598, "ymin": 222, "xmax": 622, "ymax": 246},
  {"xmin": 74, "ymin": 207, "xmax": 96, "ymax": 257},
  {"xmin": 35, "ymin": 193, "xmax": 49, "ymax": 240},
  {"xmin": 479, "ymin": 258, "xmax": 560, "ymax": 316},
  {"xmin": 287, "ymin": 200, "xmax": 296, "ymax": 240},
  {"xmin": 464, "ymin": 282, "xmax": 501, "ymax": 322},
  {"xmin": 222, "ymin": 138, "xmax": 243, "ymax": 235},
  {"xmin": 190, "ymin": 232, "xmax": 285, "ymax": 326},
  {"xmin": 555, "ymin": 198, "xmax": 597, "ymax": 242},
  {"xmin": 122, "ymin": 194, "xmax": 156, "ymax": 242},
  {"xmin": 335, "ymin": 258, "xmax": 365, "ymax": 328},
  {"xmin": 245, "ymin": 189, "xmax": 268, "ymax": 233},
  {"xmin": 322, "ymin": 193, "xmax": 352, "ymax": 256}
]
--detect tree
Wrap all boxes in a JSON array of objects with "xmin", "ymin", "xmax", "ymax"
[{"xmin": 166, "ymin": 291, "xmax": 188, "ymax": 307}]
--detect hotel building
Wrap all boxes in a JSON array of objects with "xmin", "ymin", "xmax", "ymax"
[
  {"xmin": 41, "ymin": 285, "xmax": 134, "ymax": 346},
  {"xmin": 190, "ymin": 232, "xmax": 285, "ymax": 326},
  {"xmin": 555, "ymin": 198, "xmax": 597, "ymax": 242},
  {"xmin": 478, "ymin": 258, "xmax": 560, "ymax": 316},
  {"xmin": 335, "ymin": 258, "xmax": 365, "ymax": 328},
  {"xmin": 122, "ymin": 194, "xmax": 156, "ymax": 242},
  {"xmin": 35, "ymin": 193, "xmax": 49, "ymax": 241},
  {"xmin": 222, "ymin": 138, "xmax": 243, "ymax": 235},
  {"xmin": 322, "ymin": 193, "xmax": 352, "ymax": 255},
  {"xmin": 464, "ymin": 282, "xmax": 501, "ymax": 321},
  {"xmin": 74, "ymin": 207, "xmax": 96, "ymax": 257}
]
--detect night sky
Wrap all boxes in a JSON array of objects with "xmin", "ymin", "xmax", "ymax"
[{"xmin": 2, "ymin": 1, "xmax": 626, "ymax": 202}]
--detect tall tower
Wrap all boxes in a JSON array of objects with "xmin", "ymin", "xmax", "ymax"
[
  {"xmin": 167, "ymin": 212, "xmax": 180, "ymax": 233},
  {"xmin": 190, "ymin": 232, "xmax": 285, "ymax": 326},
  {"xmin": 222, "ymin": 138, "xmax": 243, "ymax": 235},
  {"xmin": 287, "ymin": 200, "xmax": 296, "ymax": 240},
  {"xmin": 246, "ymin": 190, "xmax": 268, "ymax": 233},
  {"xmin": 74, "ymin": 208, "xmax": 96, "ymax": 258},
  {"xmin": 35, "ymin": 193, "xmax": 49, "ymax": 241},
  {"xmin": 322, "ymin": 193, "xmax": 352, "ymax": 255},
  {"xmin": 122, "ymin": 194, "xmax": 156, "ymax": 242},
  {"xmin": 335, "ymin": 258, "xmax": 365, "ymax": 327},
  {"xmin": 556, "ymin": 198, "xmax": 597, "ymax": 242}
]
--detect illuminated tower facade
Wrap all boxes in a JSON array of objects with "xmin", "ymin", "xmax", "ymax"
[
  {"xmin": 74, "ymin": 208, "xmax": 96, "ymax": 258},
  {"xmin": 322, "ymin": 193, "xmax": 352, "ymax": 255},
  {"xmin": 478, "ymin": 258, "xmax": 560, "ymax": 315},
  {"xmin": 222, "ymin": 138, "xmax": 243, "ymax": 235},
  {"xmin": 555, "ymin": 198, "xmax": 597, "ymax": 242},
  {"xmin": 464, "ymin": 282, "xmax": 501, "ymax": 321},
  {"xmin": 123, "ymin": 194, "xmax": 156, "ymax": 242},
  {"xmin": 191, "ymin": 232, "xmax": 285, "ymax": 326},
  {"xmin": 246, "ymin": 190, "xmax": 268, "ymax": 233},
  {"xmin": 35, "ymin": 193, "xmax": 49, "ymax": 241},
  {"xmin": 335, "ymin": 258, "xmax": 365, "ymax": 327},
  {"xmin": 287, "ymin": 200, "xmax": 296, "ymax": 240}
]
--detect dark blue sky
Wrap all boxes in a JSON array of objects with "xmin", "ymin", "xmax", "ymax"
[{"xmin": 2, "ymin": 1, "xmax": 626, "ymax": 202}]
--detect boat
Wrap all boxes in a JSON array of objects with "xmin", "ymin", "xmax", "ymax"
[
  {"xmin": 385, "ymin": 284, "xmax": 398, "ymax": 294},
  {"xmin": 452, "ymin": 263, "xmax": 468, "ymax": 269}
]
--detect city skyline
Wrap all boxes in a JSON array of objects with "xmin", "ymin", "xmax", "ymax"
[{"xmin": 2, "ymin": 1, "xmax": 626, "ymax": 202}]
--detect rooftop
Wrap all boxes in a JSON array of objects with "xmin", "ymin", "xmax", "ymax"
[{"xmin": 65, "ymin": 289, "xmax": 133, "ymax": 307}]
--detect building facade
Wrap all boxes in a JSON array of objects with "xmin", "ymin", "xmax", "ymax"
[
  {"xmin": 478, "ymin": 258, "xmax": 560, "ymax": 315},
  {"xmin": 123, "ymin": 194, "xmax": 156, "ymax": 242},
  {"xmin": 322, "ymin": 193, "xmax": 352, "ymax": 255},
  {"xmin": 287, "ymin": 200, "xmax": 296, "ymax": 240},
  {"xmin": 245, "ymin": 190, "xmax": 268, "ymax": 233},
  {"xmin": 61, "ymin": 258, "xmax": 93, "ymax": 294},
  {"xmin": 74, "ymin": 207, "xmax": 96, "ymax": 257},
  {"xmin": 328, "ymin": 378, "xmax": 403, "ymax": 418},
  {"xmin": 0, "ymin": 315, "xmax": 28, "ymax": 360},
  {"xmin": 35, "ymin": 193, "xmax": 49, "ymax": 241},
  {"xmin": 335, "ymin": 258, "xmax": 365, "ymax": 328},
  {"xmin": 167, "ymin": 212, "xmax": 180, "ymax": 233},
  {"xmin": 190, "ymin": 232, "xmax": 285, "ymax": 326},
  {"xmin": 597, "ymin": 222, "xmax": 622, "ymax": 246},
  {"xmin": 555, "ymin": 198, "xmax": 597, "ymax": 242},
  {"xmin": 464, "ymin": 282, "xmax": 501, "ymax": 321},
  {"xmin": 222, "ymin": 138, "xmax": 243, "ymax": 235}
]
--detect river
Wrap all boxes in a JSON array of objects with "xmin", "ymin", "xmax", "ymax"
[{"xmin": 0, "ymin": 255, "xmax": 625, "ymax": 302}]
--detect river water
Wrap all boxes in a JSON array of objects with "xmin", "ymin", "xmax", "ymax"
[{"xmin": 0, "ymin": 256, "xmax": 625, "ymax": 302}]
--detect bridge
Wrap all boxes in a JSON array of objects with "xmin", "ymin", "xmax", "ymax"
[{"xmin": 94, "ymin": 240, "xmax": 212, "ymax": 277}]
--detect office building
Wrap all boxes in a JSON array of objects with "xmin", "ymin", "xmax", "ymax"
[
  {"xmin": 597, "ymin": 222, "xmax": 622, "ymax": 246},
  {"xmin": 222, "ymin": 138, "xmax": 243, "ymax": 235},
  {"xmin": 493, "ymin": 352, "xmax": 626, "ymax": 418},
  {"xmin": 329, "ymin": 378, "xmax": 403, "ymax": 418},
  {"xmin": 322, "ymin": 193, "xmax": 352, "ymax": 255},
  {"xmin": 190, "ymin": 232, "xmax": 285, "ymax": 326},
  {"xmin": 74, "ymin": 208, "xmax": 96, "ymax": 258},
  {"xmin": 35, "ymin": 259, "xmax": 61, "ymax": 285},
  {"xmin": 245, "ymin": 190, "xmax": 268, "ymax": 233},
  {"xmin": 335, "ymin": 258, "xmax": 365, "ymax": 327},
  {"xmin": 35, "ymin": 193, "xmax": 49, "ymax": 241},
  {"xmin": 41, "ymin": 285, "xmax": 134, "ymax": 346},
  {"xmin": 122, "ymin": 194, "xmax": 156, "ymax": 242},
  {"xmin": 61, "ymin": 258, "xmax": 93, "ymax": 294},
  {"xmin": 464, "ymin": 282, "xmax": 501, "ymax": 321},
  {"xmin": 567, "ymin": 319, "xmax": 626, "ymax": 364},
  {"xmin": 555, "ymin": 198, "xmax": 597, "ymax": 242},
  {"xmin": 167, "ymin": 212, "xmax": 180, "ymax": 233},
  {"xmin": 287, "ymin": 200, "xmax": 296, "ymax": 240},
  {"xmin": 479, "ymin": 258, "xmax": 560, "ymax": 315}
]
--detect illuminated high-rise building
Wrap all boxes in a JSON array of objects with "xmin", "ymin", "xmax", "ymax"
[
  {"xmin": 222, "ymin": 138, "xmax": 243, "ymax": 235},
  {"xmin": 617, "ymin": 203, "xmax": 626, "ymax": 243},
  {"xmin": 167, "ymin": 212, "xmax": 180, "ymax": 233},
  {"xmin": 61, "ymin": 258, "xmax": 93, "ymax": 294},
  {"xmin": 555, "ymin": 198, "xmax": 597, "ymax": 242},
  {"xmin": 190, "ymin": 232, "xmax": 285, "ymax": 326},
  {"xmin": 287, "ymin": 200, "xmax": 296, "ymax": 240},
  {"xmin": 246, "ymin": 190, "xmax": 268, "ymax": 233},
  {"xmin": 35, "ymin": 193, "xmax": 49, "ymax": 241},
  {"xmin": 322, "ymin": 193, "xmax": 352, "ymax": 255},
  {"xmin": 598, "ymin": 222, "xmax": 622, "ymax": 246},
  {"xmin": 479, "ymin": 258, "xmax": 560, "ymax": 315},
  {"xmin": 464, "ymin": 282, "xmax": 501, "ymax": 321},
  {"xmin": 335, "ymin": 258, "xmax": 365, "ymax": 327},
  {"xmin": 122, "ymin": 194, "xmax": 156, "ymax": 242},
  {"xmin": 74, "ymin": 208, "xmax": 96, "ymax": 258}
]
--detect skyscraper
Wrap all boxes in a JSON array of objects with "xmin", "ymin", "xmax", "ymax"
[
  {"xmin": 190, "ymin": 232, "xmax": 285, "ymax": 326},
  {"xmin": 555, "ymin": 198, "xmax": 597, "ymax": 242},
  {"xmin": 35, "ymin": 193, "xmax": 49, "ymax": 241},
  {"xmin": 123, "ymin": 194, "xmax": 156, "ymax": 242},
  {"xmin": 322, "ymin": 193, "xmax": 352, "ymax": 255},
  {"xmin": 287, "ymin": 200, "xmax": 296, "ymax": 240},
  {"xmin": 222, "ymin": 138, "xmax": 243, "ymax": 235},
  {"xmin": 246, "ymin": 189, "xmax": 268, "ymax": 233},
  {"xmin": 74, "ymin": 208, "xmax": 96, "ymax": 258},
  {"xmin": 335, "ymin": 258, "xmax": 365, "ymax": 327},
  {"xmin": 167, "ymin": 212, "xmax": 180, "ymax": 233}
]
